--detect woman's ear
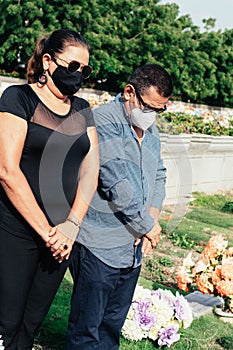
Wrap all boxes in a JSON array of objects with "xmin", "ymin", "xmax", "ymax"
[
  {"xmin": 123, "ymin": 84, "xmax": 135, "ymax": 101},
  {"xmin": 42, "ymin": 53, "xmax": 52, "ymax": 71}
]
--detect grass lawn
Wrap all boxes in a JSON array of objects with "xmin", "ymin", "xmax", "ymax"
[{"xmin": 35, "ymin": 190, "xmax": 233, "ymax": 350}]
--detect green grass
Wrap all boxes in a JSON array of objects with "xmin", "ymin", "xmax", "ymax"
[
  {"xmin": 186, "ymin": 208, "xmax": 233, "ymax": 230},
  {"xmin": 168, "ymin": 217, "xmax": 232, "ymax": 244},
  {"xmin": 161, "ymin": 208, "xmax": 233, "ymax": 249},
  {"xmin": 192, "ymin": 192, "xmax": 233, "ymax": 210},
  {"xmin": 34, "ymin": 276, "xmax": 71, "ymax": 350},
  {"xmin": 171, "ymin": 314, "xmax": 233, "ymax": 350},
  {"xmin": 35, "ymin": 191, "xmax": 233, "ymax": 350},
  {"xmin": 121, "ymin": 313, "xmax": 233, "ymax": 350}
]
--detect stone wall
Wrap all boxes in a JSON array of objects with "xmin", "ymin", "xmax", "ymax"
[
  {"xmin": 0, "ymin": 75, "xmax": 26, "ymax": 94},
  {"xmin": 161, "ymin": 133, "xmax": 233, "ymax": 205}
]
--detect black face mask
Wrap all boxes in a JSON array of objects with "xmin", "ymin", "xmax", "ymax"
[{"xmin": 50, "ymin": 65, "xmax": 83, "ymax": 96}]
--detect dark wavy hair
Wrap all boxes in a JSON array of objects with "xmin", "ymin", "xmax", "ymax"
[
  {"xmin": 27, "ymin": 29, "xmax": 90, "ymax": 83},
  {"xmin": 127, "ymin": 64, "xmax": 173, "ymax": 98}
]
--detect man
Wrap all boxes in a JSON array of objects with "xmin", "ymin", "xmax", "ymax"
[{"xmin": 66, "ymin": 63, "xmax": 173, "ymax": 350}]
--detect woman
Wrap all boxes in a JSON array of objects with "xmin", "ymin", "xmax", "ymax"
[{"xmin": 0, "ymin": 29, "xmax": 99, "ymax": 350}]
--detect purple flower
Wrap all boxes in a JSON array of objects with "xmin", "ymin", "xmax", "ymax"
[
  {"xmin": 133, "ymin": 299, "xmax": 151, "ymax": 314},
  {"xmin": 174, "ymin": 298, "xmax": 185, "ymax": 322},
  {"xmin": 152, "ymin": 289, "xmax": 165, "ymax": 300},
  {"xmin": 133, "ymin": 300, "xmax": 156, "ymax": 331},
  {"xmin": 152, "ymin": 289, "xmax": 174, "ymax": 307},
  {"xmin": 158, "ymin": 325, "xmax": 180, "ymax": 347}
]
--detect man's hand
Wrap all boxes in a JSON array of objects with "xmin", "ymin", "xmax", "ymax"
[
  {"xmin": 134, "ymin": 207, "xmax": 162, "ymax": 256},
  {"xmin": 142, "ymin": 221, "xmax": 162, "ymax": 256},
  {"xmin": 145, "ymin": 221, "xmax": 162, "ymax": 247}
]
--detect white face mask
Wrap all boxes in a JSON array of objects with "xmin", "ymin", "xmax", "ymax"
[{"xmin": 130, "ymin": 108, "xmax": 156, "ymax": 131}]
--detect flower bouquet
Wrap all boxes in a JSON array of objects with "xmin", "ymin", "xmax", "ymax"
[
  {"xmin": 176, "ymin": 235, "xmax": 233, "ymax": 313},
  {"xmin": 122, "ymin": 285, "xmax": 193, "ymax": 348}
]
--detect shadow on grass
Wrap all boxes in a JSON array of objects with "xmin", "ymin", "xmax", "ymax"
[
  {"xmin": 35, "ymin": 278, "xmax": 72, "ymax": 350},
  {"xmin": 216, "ymin": 333, "xmax": 233, "ymax": 349},
  {"xmin": 221, "ymin": 201, "xmax": 233, "ymax": 214}
]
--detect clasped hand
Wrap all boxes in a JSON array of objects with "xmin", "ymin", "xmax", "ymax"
[
  {"xmin": 46, "ymin": 226, "xmax": 75, "ymax": 263},
  {"xmin": 135, "ymin": 221, "xmax": 162, "ymax": 256}
]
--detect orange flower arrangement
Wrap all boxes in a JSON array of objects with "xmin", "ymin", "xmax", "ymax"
[{"xmin": 176, "ymin": 235, "xmax": 233, "ymax": 312}]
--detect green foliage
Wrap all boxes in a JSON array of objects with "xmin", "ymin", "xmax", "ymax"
[
  {"xmin": 158, "ymin": 256, "xmax": 173, "ymax": 266},
  {"xmin": 0, "ymin": 0, "xmax": 232, "ymax": 107},
  {"xmin": 192, "ymin": 191, "xmax": 232, "ymax": 210},
  {"xmin": 141, "ymin": 256, "xmax": 169, "ymax": 282},
  {"xmin": 221, "ymin": 202, "xmax": 233, "ymax": 213},
  {"xmin": 141, "ymin": 256, "xmax": 176, "ymax": 285},
  {"xmin": 167, "ymin": 231, "xmax": 195, "ymax": 249},
  {"xmin": 0, "ymin": 69, "xmax": 20, "ymax": 77},
  {"xmin": 157, "ymin": 112, "xmax": 233, "ymax": 136}
]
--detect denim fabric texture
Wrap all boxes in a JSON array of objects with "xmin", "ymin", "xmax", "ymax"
[{"xmin": 67, "ymin": 244, "xmax": 141, "ymax": 350}]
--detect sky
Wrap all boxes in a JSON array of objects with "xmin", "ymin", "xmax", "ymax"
[{"xmin": 160, "ymin": 0, "xmax": 233, "ymax": 31}]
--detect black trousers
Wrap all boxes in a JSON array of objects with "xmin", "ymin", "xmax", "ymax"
[
  {"xmin": 66, "ymin": 243, "xmax": 141, "ymax": 350},
  {"xmin": 0, "ymin": 226, "xmax": 69, "ymax": 350}
]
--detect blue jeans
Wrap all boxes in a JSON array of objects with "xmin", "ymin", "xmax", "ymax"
[{"xmin": 66, "ymin": 243, "xmax": 141, "ymax": 350}]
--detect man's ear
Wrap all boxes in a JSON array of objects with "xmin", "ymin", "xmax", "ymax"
[{"xmin": 123, "ymin": 84, "xmax": 135, "ymax": 101}]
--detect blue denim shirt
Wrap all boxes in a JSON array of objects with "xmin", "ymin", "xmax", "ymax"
[{"xmin": 77, "ymin": 94, "xmax": 166, "ymax": 268}]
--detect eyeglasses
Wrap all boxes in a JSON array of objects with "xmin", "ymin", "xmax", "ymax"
[
  {"xmin": 133, "ymin": 85, "xmax": 167, "ymax": 114},
  {"xmin": 52, "ymin": 56, "xmax": 92, "ymax": 79}
]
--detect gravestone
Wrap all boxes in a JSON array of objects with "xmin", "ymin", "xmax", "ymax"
[{"xmin": 185, "ymin": 291, "xmax": 222, "ymax": 318}]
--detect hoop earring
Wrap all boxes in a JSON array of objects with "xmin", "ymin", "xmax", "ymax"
[{"xmin": 38, "ymin": 70, "xmax": 48, "ymax": 85}]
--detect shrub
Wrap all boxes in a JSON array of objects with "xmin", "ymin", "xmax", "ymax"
[
  {"xmin": 157, "ymin": 112, "xmax": 233, "ymax": 136},
  {"xmin": 221, "ymin": 202, "xmax": 233, "ymax": 213}
]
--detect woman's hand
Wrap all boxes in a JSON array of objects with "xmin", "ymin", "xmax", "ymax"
[
  {"xmin": 46, "ymin": 220, "xmax": 79, "ymax": 262},
  {"xmin": 46, "ymin": 228, "xmax": 75, "ymax": 263},
  {"xmin": 39, "ymin": 226, "xmax": 57, "ymax": 243}
]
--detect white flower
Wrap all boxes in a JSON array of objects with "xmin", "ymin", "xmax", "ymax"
[
  {"xmin": 150, "ymin": 294, "xmax": 174, "ymax": 326},
  {"xmin": 175, "ymin": 293, "xmax": 193, "ymax": 328},
  {"xmin": 126, "ymin": 306, "xmax": 134, "ymax": 320},
  {"xmin": 148, "ymin": 325, "xmax": 159, "ymax": 341},
  {"xmin": 121, "ymin": 319, "xmax": 146, "ymax": 341},
  {"xmin": 183, "ymin": 252, "xmax": 195, "ymax": 268},
  {"xmin": 132, "ymin": 284, "xmax": 151, "ymax": 300},
  {"xmin": 192, "ymin": 258, "xmax": 209, "ymax": 274},
  {"xmin": 122, "ymin": 285, "xmax": 193, "ymax": 346},
  {"xmin": 0, "ymin": 335, "xmax": 4, "ymax": 350}
]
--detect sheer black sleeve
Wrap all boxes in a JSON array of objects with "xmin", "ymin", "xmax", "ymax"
[{"xmin": 72, "ymin": 96, "xmax": 95, "ymax": 127}]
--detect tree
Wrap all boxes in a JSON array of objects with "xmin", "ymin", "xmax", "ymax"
[
  {"xmin": 198, "ymin": 29, "xmax": 233, "ymax": 107},
  {"xmin": 0, "ymin": 0, "xmax": 232, "ymax": 107}
]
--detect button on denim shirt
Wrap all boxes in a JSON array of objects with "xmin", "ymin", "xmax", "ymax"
[{"xmin": 78, "ymin": 94, "xmax": 166, "ymax": 268}]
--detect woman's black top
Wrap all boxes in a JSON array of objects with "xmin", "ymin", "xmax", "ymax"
[{"xmin": 0, "ymin": 84, "xmax": 94, "ymax": 234}]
